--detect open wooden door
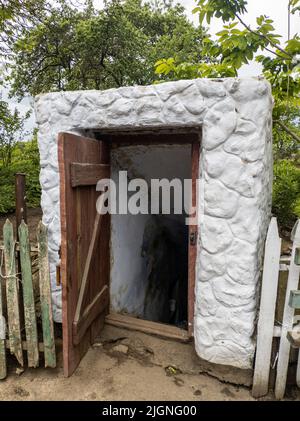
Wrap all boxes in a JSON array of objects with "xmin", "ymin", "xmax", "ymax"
[
  {"xmin": 188, "ymin": 139, "xmax": 200, "ymax": 337},
  {"xmin": 58, "ymin": 132, "xmax": 110, "ymax": 377}
]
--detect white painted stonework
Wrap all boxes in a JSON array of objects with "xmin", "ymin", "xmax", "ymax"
[{"xmin": 35, "ymin": 78, "xmax": 273, "ymax": 370}]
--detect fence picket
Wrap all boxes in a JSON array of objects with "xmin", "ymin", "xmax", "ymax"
[
  {"xmin": 3, "ymin": 219, "xmax": 23, "ymax": 366},
  {"xmin": 37, "ymin": 222, "xmax": 56, "ymax": 368},
  {"xmin": 296, "ymin": 350, "xmax": 300, "ymax": 388},
  {"xmin": 0, "ymin": 271, "xmax": 7, "ymax": 379},
  {"xmin": 275, "ymin": 220, "xmax": 300, "ymax": 399},
  {"xmin": 252, "ymin": 217, "xmax": 281, "ymax": 398},
  {"xmin": 19, "ymin": 221, "xmax": 39, "ymax": 367}
]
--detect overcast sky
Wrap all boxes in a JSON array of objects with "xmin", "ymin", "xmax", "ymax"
[{"xmin": 4, "ymin": 0, "xmax": 300, "ymax": 135}]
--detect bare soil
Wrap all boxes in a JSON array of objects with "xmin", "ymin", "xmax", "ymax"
[{"xmin": 0, "ymin": 325, "xmax": 299, "ymax": 401}]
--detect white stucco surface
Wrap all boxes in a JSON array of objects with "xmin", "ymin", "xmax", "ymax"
[{"xmin": 34, "ymin": 77, "xmax": 273, "ymax": 369}]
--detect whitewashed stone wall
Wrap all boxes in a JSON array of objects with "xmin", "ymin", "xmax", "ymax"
[{"xmin": 35, "ymin": 77, "xmax": 273, "ymax": 369}]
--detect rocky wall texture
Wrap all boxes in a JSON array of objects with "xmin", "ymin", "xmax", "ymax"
[{"xmin": 34, "ymin": 77, "xmax": 273, "ymax": 369}]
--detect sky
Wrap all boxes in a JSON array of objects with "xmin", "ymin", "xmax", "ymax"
[{"xmin": 4, "ymin": 0, "xmax": 300, "ymax": 135}]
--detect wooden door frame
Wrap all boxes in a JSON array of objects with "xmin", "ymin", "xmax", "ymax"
[{"xmin": 100, "ymin": 131, "xmax": 201, "ymax": 340}]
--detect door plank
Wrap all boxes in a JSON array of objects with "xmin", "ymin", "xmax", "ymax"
[
  {"xmin": 37, "ymin": 222, "xmax": 56, "ymax": 368},
  {"xmin": 71, "ymin": 163, "xmax": 110, "ymax": 187},
  {"xmin": 73, "ymin": 285, "xmax": 109, "ymax": 345},
  {"xmin": 3, "ymin": 219, "xmax": 23, "ymax": 366},
  {"xmin": 73, "ymin": 212, "xmax": 103, "ymax": 325},
  {"xmin": 19, "ymin": 221, "xmax": 39, "ymax": 367}
]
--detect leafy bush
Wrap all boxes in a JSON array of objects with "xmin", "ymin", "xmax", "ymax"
[
  {"xmin": 0, "ymin": 136, "xmax": 41, "ymax": 213},
  {"xmin": 272, "ymin": 159, "xmax": 300, "ymax": 229}
]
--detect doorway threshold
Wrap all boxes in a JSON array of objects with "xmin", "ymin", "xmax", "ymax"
[{"xmin": 105, "ymin": 313, "xmax": 191, "ymax": 343}]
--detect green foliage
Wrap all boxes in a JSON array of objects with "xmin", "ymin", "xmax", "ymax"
[
  {"xmin": 193, "ymin": 0, "xmax": 247, "ymax": 24},
  {"xmin": 0, "ymin": 136, "xmax": 41, "ymax": 213},
  {"xmin": 155, "ymin": 0, "xmax": 300, "ymax": 229},
  {"xmin": 273, "ymin": 160, "xmax": 300, "ymax": 228},
  {"xmin": 9, "ymin": 0, "xmax": 207, "ymax": 98},
  {"xmin": 0, "ymin": 0, "xmax": 48, "ymax": 58},
  {"xmin": 0, "ymin": 100, "xmax": 29, "ymax": 167}
]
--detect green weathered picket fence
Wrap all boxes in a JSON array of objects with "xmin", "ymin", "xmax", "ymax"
[{"xmin": 0, "ymin": 219, "xmax": 56, "ymax": 380}]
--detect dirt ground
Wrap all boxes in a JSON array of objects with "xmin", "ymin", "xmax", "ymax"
[
  {"xmin": 0, "ymin": 325, "xmax": 299, "ymax": 401},
  {"xmin": 0, "ymin": 208, "xmax": 297, "ymax": 401}
]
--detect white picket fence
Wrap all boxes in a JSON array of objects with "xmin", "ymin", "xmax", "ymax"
[{"xmin": 252, "ymin": 218, "xmax": 300, "ymax": 399}]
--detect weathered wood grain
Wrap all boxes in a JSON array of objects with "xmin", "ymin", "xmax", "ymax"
[
  {"xmin": 3, "ymin": 219, "xmax": 23, "ymax": 366},
  {"xmin": 19, "ymin": 220, "xmax": 39, "ymax": 367},
  {"xmin": 275, "ymin": 220, "xmax": 300, "ymax": 399},
  {"xmin": 58, "ymin": 132, "xmax": 110, "ymax": 377},
  {"xmin": 0, "ymin": 271, "xmax": 7, "ymax": 379},
  {"xmin": 106, "ymin": 313, "xmax": 190, "ymax": 342},
  {"xmin": 37, "ymin": 222, "xmax": 56, "ymax": 368},
  {"xmin": 71, "ymin": 163, "xmax": 110, "ymax": 187},
  {"xmin": 252, "ymin": 217, "xmax": 281, "ymax": 398}
]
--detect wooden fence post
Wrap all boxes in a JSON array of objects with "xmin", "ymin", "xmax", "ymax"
[
  {"xmin": 3, "ymin": 219, "xmax": 23, "ymax": 366},
  {"xmin": 15, "ymin": 173, "xmax": 27, "ymax": 236},
  {"xmin": 37, "ymin": 222, "xmax": 56, "ymax": 368},
  {"xmin": 0, "ymin": 271, "xmax": 7, "ymax": 379},
  {"xmin": 19, "ymin": 221, "xmax": 39, "ymax": 367},
  {"xmin": 252, "ymin": 217, "xmax": 281, "ymax": 398},
  {"xmin": 275, "ymin": 220, "xmax": 300, "ymax": 399}
]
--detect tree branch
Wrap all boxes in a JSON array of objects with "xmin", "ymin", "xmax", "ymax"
[
  {"xmin": 232, "ymin": 9, "xmax": 292, "ymax": 60},
  {"xmin": 274, "ymin": 120, "xmax": 300, "ymax": 143}
]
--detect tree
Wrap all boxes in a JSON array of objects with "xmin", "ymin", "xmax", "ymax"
[
  {"xmin": 8, "ymin": 0, "xmax": 207, "ymax": 98},
  {"xmin": 155, "ymin": 0, "xmax": 300, "ymax": 227},
  {"xmin": 0, "ymin": 100, "xmax": 28, "ymax": 167},
  {"xmin": 0, "ymin": 0, "xmax": 49, "ymax": 58}
]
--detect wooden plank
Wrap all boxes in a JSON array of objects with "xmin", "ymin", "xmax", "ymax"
[
  {"xmin": 19, "ymin": 221, "xmax": 39, "ymax": 367},
  {"xmin": 73, "ymin": 285, "xmax": 109, "ymax": 345},
  {"xmin": 6, "ymin": 340, "xmax": 44, "ymax": 353},
  {"xmin": 37, "ymin": 222, "xmax": 56, "ymax": 368},
  {"xmin": 188, "ymin": 139, "xmax": 200, "ymax": 337},
  {"xmin": 0, "ymin": 244, "xmax": 39, "ymax": 252},
  {"xmin": 252, "ymin": 218, "xmax": 281, "ymax": 398},
  {"xmin": 287, "ymin": 330, "xmax": 300, "ymax": 348},
  {"xmin": 3, "ymin": 219, "xmax": 23, "ymax": 366},
  {"xmin": 106, "ymin": 313, "xmax": 190, "ymax": 342},
  {"xmin": 98, "ymin": 131, "xmax": 200, "ymax": 145},
  {"xmin": 297, "ymin": 345, "xmax": 300, "ymax": 387},
  {"xmin": 0, "ymin": 271, "xmax": 7, "ymax": 379},
  {"xmin": 73, "ymin": 213, "xmax": 103, "ymax": 325},
  {"xmin": 275, "ymin": 220, "xmax": 300, "ymax": 399},
  {"xmin": 5, "ymin": 339, "xmax": 62, "ymax": 353},
  {"xmin": 71, "ymin": 163, "xmax": 110, "ymax": 187},
  {"xmin": 294, "ymin": 247, "xmax": 300, "ymax": 265},
  {"xmin": 289, "ymin": 290, "xmax": 300, "ymax": 309},
  {"xmin": 15, "ymin": 173, "xmax": 27, "ymax": 234}
]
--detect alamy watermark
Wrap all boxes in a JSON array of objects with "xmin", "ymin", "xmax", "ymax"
[{"xmin": 95, "ymin": 171, "xmax": 198, "ymax": 226}]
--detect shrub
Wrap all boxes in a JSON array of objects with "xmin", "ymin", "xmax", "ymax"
[
  {"xmin": 0, "ymin": 137, "xmax": 41, "ymax": 214},
  {"xmin": 272, "ymin": 159, "xmax": 300, "ymax": 229}
]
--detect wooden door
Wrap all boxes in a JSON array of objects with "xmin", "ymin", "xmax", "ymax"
[
  {"xmin": 58, "ymin": 132, "xmax": 110, "ymax": 377},
  {"xmin": 188, "ymin": 140, "xmax": 200, "ymax": 337}
]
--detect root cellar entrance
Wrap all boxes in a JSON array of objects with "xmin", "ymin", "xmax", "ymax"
[
  {"xmin": 109, "ymin": 142, "xmax": 191, "ymax": 329},
  {"xmin": 39, "ymin": 78, "xmax": 274, "ymax": 377}
]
